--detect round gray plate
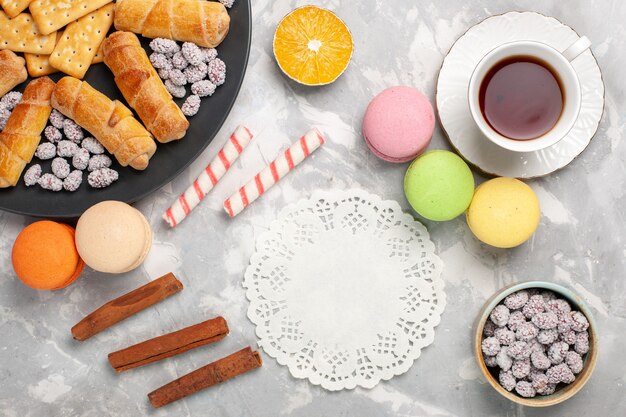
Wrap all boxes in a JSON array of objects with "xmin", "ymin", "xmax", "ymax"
[{"xmin": 0, "ymin": 0, "xmax": 251, "ymax": 218}]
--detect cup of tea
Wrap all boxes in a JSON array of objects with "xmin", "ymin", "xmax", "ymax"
[{"xmin": 468, "ymin": 37, "xmax": 591, "ymax": 152}]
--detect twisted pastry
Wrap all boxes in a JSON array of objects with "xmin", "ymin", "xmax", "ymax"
[
  {"xmin": 103, "ymin": 31, "xmax": 189, "ymax": 143},
  {"xmin": 51, "ymin": 76, "xmax": 157, "ymax": 170},
  {"xmin": 0, "ymin": 77, "xmax": 54, "ymax": 187},
  {"xmin": 114, "ymin": 0, "xmax": 230, "ymax": 48}
]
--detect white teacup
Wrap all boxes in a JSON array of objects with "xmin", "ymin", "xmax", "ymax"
[{"xmin": 468, "ymin": 37, "xmax": 591, "ymax": 152}]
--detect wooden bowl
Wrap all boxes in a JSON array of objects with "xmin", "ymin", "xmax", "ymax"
[{"xmin": 474, "ymin": 281, "xmax": 598, "ymax": 407}]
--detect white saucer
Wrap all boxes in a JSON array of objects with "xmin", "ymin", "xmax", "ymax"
[{"xmin": 436, "ymin": 11, "xmax": 605, "ymax": 178}]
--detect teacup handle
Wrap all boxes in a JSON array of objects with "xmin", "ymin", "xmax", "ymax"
[{"xmin": 562, "ymin": 36, "xmax": 591, "ymax": 62}]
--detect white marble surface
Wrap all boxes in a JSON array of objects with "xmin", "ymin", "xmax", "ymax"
[{"xmin": 1, "ymin": 0, "xmax": 625, "ymax": 416}]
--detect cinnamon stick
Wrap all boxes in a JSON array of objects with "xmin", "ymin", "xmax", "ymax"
[
  {"xmin": 108, "ymin": 317, "xmax": 229, "ymax": 372},
  {"xmin": 148, "ymin": 347, "xmax": 262, "ymax": 408},
  {"xmin": 71, "ymin": 273, "xmax": 183, "ymax": 341}
]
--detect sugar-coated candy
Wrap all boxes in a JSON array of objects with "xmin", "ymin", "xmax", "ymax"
[
  {"xmin": 88, "ymin": 168, "xmax": 119, "ymax": 188},
  {"xmin": 528, "ymin": 339, "xmax": 545, "ymax": 354},
  {"xmin": 81, "ymin": 137, "xmax": 105, "ymax": 155},
  {"xmin": 72, "ymin": 148, "xmax": 90, "ymax": 170},
  {"xmin": 483, "ymin": 319, "xmax": 496, "ymax": 337},
  {"xmin": 483, "ymin": 289, "xmax": 592, "ymax": 397},
  {"xmin": 182, "ymin": 42, "xmax": 204, "ymax": 66},
  {"xmin": 537, "ymin": 329, "xmax": 559, "ymax": 345},
  {"xmin": 158, "ymin": 68, "xmax": 172, "ymax": 80},
  {"xmin": 540, "ymin": 290, "xmax": 557, "ymax": 302},
  {"xmin": 504, "ymin": 290, "xmax": 529, "ymax": 310},
  {"xmin": 149, "ymin": 52, "xmax": 173, "ymax": 70},
  {"xmin": 51, "ymin": 157, "xmax": 70, "ymax": 179},
  {"xmin": 35, "ymin": 142, "xmax": 57, "ymax": 160},
  {"xmin": 168, "ymin": 68, "xmax": 187, "ymax": 86},
  {"xmin": 560, "ymin": 329, "xmax": 577, "ymax": 345},
  {"xmin": 51, "ymin": 157, "xmax": 71, "ymax": 180},
  {"xmin": 201, "ymin": 47, "xmax": 218, "ymax": 62},
  {"xmin": 172, "ymin": 51, "xmax": 189, "ymax": 69},
  {"xmin": 88, "ymin": 154, "xmax": 112, "ymax": 172},
  {"xmin": 515, "ymin": 380, "xmax": 536, "ymax": 398},
  {"xmin": 569, "ymin": 311, "xmax": 589, "ymax": 332},
  {"xmin": 516, "ymin": 322, "xmax": 538, "ymax": 341},
  {"xmin": 508, "ymin": 341, "xmax": 532, "ymax": 360},
  {"xmin": 1, "ymin": 91, "xmax": 22, "ymax": 110},
  {"xmin": 557, "ymin": 313, "xmax": 573, "ymax": 334},
  {"xmin": 38, "ymin": 173, "xmax": 63, "ymax": 191},
  {"xmin": 547, "ymin": 341, "xmax": 569, "ymax": 365},
  {"xmin": 63, "ymin": 170, "xmax": 83, "ymax": 192},
  {"xmin": 507, "ymin": 310, "xmax": 526, "ymax": 332},
  {"xmin": 44, "ymin": 125, "xmax": 62, "ymax": 143},
  {"xmin": 63, "ymin": 119, "xmax": 83, "ymax": 143},
  {"xmin": 0, "ymin": 105, "xmax": 10, "ymax": 130},
  {"xmin": 574, "ymin": 331, "xmax": 590, "ymax": 355},
  {"xmin": 496, "ymin": 347, "xmax": 513, "ymax": 371},
  {"xmin": 531, "ymin": 373, "xmax": 551, "ymax": 395},
  {"xmin": 499, "ymin": 370, "xmax": 516, "ymax": 392},
  {"xmin": 164, "ymin": 80, "xmax": 186, "ymax": 98},
  {"xmin": 511, "ymin": 358, "xmax": 531, "ymax": 379},
  {"xmin": 528, "ymin": 366, "xmax": 544, "ymax": 381},
  {"xmin": 530, "ymin": 350, "xmax": 551, "ymax": 370},
  {"xmin": 23, "ymin": 164, "xmax": 42, "ymax": 186},
  {"xmin": 57, "ymin": 140, "xmax": 79, "ymax": 157},
  {"xmin": 522, "ymin": 295, "xmax": 545, "ymax": 318},
  {"xmin": 490, "ymin": 305, "xmax": 510, "ymax": 327},
  {"xmin": 208, "ymin": 58, "xmax": 226, "ymax": 86},
  {"xmin": 531, "ymin": 311, "xmax": 558, "ymax": 330},
  {"xmin": 219, "ymin": 0, "xmax": 235, "ymax": 8},
  {"xmin": 481, "ymin": 336, "xmax": 500, "ymax": 356},
  {"xmin": 547, "ymin": 363, "xmax": 575, "ymax": 384},
  {"xmin": 484, "ymin": 355, "xmax": 498, "ymax": 367},
  {"xmin": 494, "ymin": 327, "xmax": 515, "ymax": 345},
  {"xmin": 546, "ymin": 299, "xmax": 571, "ymax": 317},
  {"xmin": 49, "ymin": 109, "xmax": 66, "ymax": 129},
  {"xmin": 540, "ymin": 382, "xmax": 556, "ymax": 396},
  {"xmin": 181, "ymin": 94, "xmax": 201, "ymax": 117},
  {"xmin": 149, "ymin": 38, "xmax": 180, "ymax": 55},
  {"xmin": 191, "ymin": 80, "xmax": 216, "ymax": 97},
  {"xmin": 184, "ymin": 62, "xmax": 208, "ymax": 84},
  {"xmin": 565, "ymin": 351, "xmax": 583, "ymax": 374}
]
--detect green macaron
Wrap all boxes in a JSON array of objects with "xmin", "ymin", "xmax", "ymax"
[{"xmin": 404, "ymin": 150, "xmax": 475, "ymax": 221}]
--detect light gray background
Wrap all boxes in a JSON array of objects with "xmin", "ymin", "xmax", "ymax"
[{"xmin": 1, "ymin": 0, "xmax": 624, "ymax": 416}]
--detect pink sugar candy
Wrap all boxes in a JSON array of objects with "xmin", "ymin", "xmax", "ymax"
[{"xmin": 362, "ymin": 86, "xmax": 434, "ymax": 163}]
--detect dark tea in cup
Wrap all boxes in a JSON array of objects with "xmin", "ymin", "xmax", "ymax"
[{"xmin": 478, "ymin": 56, "xmax": 564, "ymax": 141}]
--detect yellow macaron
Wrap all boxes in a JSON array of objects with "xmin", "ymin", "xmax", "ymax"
[{"xmin": 466, "ymin": 177, "xmax": 540, "ymax": 248}]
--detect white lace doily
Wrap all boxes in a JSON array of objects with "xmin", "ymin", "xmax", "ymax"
[{"xmin": 243, "ymin": 189, "xmax": 446, "ymax": 390}]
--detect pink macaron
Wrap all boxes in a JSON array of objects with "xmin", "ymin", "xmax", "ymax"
[{"xmin": 362, "ymin": 86, "xmax": 435, "ymax": 163}]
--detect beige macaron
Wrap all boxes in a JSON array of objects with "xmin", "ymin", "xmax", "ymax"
[{"xmin": 75, "ymin": 201, "xmax": 152, "ymax": 274}]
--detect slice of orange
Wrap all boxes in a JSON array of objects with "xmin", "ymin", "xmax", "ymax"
[{"xmin": 273, "ymin": 5, "xmax": 353, "ymax": 86}]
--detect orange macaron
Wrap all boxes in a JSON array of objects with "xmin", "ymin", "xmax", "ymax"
[{"xmin": 12, "ymin": 220, "xmax": 85, "ymax": 290}]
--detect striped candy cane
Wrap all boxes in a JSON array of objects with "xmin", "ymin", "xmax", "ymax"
[
  {"xmin": 223, "ymin": 128, "xmax": 325, "ymax": 218},
  {"xmin": 163, "ymin": 125, "xmax": 254, "ymax": 227}
]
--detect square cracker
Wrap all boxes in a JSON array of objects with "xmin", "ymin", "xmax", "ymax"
[
  {"xmin": 48, "ymin": 3, "xmax": 114, "ymax": 79},
  {"xmin": 25, "ymin": 34, "xmax": 105, "ymax": 77},
  {"xmin": 0, "ymin": 11, "xmax": 56, "ymax": 54},
  {"xmin": 24, "ymin": 31, "xmax": 62, "ymax": 77},
  {"xmin": 92, "ymin": 41, "xmax": 105, "ymax": 64},
  {"xmin": 29, "ymin": 0, "xmax": 113, "ymax": 35},
  {"xmin": 0, "ymin": 0, "xmax": 32, "ymax": 18}
]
